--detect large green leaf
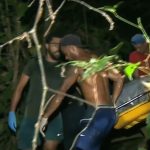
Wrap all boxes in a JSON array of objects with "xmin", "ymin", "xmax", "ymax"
[
  {"xmin": 58, "ymin": 55, "xmax": 140, "ymax": 81},
  {"xmin": 108, "ymin": 42, "xmax": 124, "ymax": 55},
  {"xmin": 124, "ymin": 62, "xmax": 140, "ymax": 80}
]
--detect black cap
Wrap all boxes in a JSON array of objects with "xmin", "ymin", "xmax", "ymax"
[{"xmin": 61, "ymin": 34, "xmax": 82, "ymax": 47}]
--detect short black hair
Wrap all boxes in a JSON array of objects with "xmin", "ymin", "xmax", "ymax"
[
  {"xmin": 45, "ymin": 32, "xmax": 62, "ymax": 44},
  {"xmin": 60, "ymin": 34, "xmax": 82, "ymax": 47}
]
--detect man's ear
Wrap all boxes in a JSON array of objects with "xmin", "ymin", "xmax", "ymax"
[{"xmin": 70, "ymin": 46, "xmax": 78, "ymax": 55}]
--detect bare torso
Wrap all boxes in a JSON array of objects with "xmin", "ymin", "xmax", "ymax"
[
  {"xmin": 42, "ymin": 52, "xmax": 124, "ymax": 119},
  {"xmin": 78, "ymin": 70, "xmax": 113, "ymax": 107}
]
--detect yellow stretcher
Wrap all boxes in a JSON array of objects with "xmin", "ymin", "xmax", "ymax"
[{"xmin": 114, "ymin": 91, "xmax": 150, "ymax": 129}]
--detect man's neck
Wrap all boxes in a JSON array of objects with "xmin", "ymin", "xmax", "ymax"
[
  {"xmin": 46, "ymin": 54, "xmax": 58, "ymax": 63},
  {"xmin": 80, "ymin": 51, "xmax": 96, "ymax": 61}
]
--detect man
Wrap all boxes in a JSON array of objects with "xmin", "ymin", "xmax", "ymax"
[
  {"xmin": 129, "ymin": 33, "xmax": 150, "ymax": 150},
  {"xmin": 40, "ymin": 34, "xmax": 124, "ymax": 150},
  {"xmin": 8, "ymin": 37, "xmax": 64, "ymax": 150},
  {"xmin": 129, "ymin": 33, "xmax": 150, "ymax": 77}
]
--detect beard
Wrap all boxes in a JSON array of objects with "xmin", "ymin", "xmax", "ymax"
[{"xmin": 47, "ymin": 50, "xmax": 61, "ymax": 60}]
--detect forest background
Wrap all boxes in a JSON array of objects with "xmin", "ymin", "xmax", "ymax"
[{"xmin": 0, "ymin": 0, "xmax": 150, "ymax": 150}]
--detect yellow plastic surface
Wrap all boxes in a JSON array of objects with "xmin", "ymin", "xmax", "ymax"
[{"xmin": 114, "ymin": 101, "xmax": 150, "ymax": 129}]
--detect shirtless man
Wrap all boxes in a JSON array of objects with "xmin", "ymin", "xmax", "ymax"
[{"xmin": 40, "ymin": 34, "xmax": 124, "ymax": 150}]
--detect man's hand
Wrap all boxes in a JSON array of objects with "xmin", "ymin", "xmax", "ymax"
[
  {"xmin": 8, "ymin": 111, "xmax": 17, "ymax": 132},
  {"xmin": 39, "ymin": 117, "xmax": 48, "ymax": 137}
]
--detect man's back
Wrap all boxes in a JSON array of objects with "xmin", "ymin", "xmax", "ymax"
[
  {"xmin": 77, "ymin": 71, "xmax": 111, "ymax": 106},
  {"xmin": 76, "ymin": 65, "xmax": 123, "ymax": 106}
]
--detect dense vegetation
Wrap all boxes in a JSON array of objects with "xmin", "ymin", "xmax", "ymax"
[{"xmin": 0, "ymin": 0, "xmax": 150, "ymax": 149}]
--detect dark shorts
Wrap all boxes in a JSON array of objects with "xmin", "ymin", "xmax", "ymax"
[
  {"xmin": 17, "ymin": 113, "xmax": 63, "ymax": 150},
  {"xmin": 75, "ymin": 106, "xmax": 116, "ymax": 150},
  {"xmin": 61, "ymin": 100, "xmax": 86, "ymax": 150}
]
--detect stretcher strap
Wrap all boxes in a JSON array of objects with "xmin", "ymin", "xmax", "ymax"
[{"xmin": 116, "ymin": 90, "xmax": 150, "ymax": 110}]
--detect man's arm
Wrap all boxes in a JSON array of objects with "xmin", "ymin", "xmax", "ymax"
[
  {"xmin": 43, "ymin": 67, "xmax": 79, "ymax": 118},
  {"xmin": 107, "ymin": 69, "xmax": 124, "ymax": 104},
  {"xmin": 10, "ymin": 74, "xmax": 29, "ymax": 111},
  {"xmin": 8, "ymin": 74, "xmax": 29, "ymax": 132},
  {"xmin": 40, "ymin": 68, "xmax": 79, "ymax": 136}
]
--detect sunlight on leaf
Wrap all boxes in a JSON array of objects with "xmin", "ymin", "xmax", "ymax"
[
  {"xmin": 58, "ymin": 55, "xmax": 118, "ymax": 79},
  {"xmin": 100, "ymin": 6, "xmax": 116, "ymax": 14},
  {"xmin": 99, "ymin": 1, "xmax": 124, "ymax": 14},
  {"xmin": 124, "ymin": 62, "xmax": 140, "ymax": 80},
  {"xmin": 113, "ymin": 1, "xmax": 124, "ymax": 9},
  {"xmin": 108, "ymin": 42, "xmax": 124, "ymax": 55},
  {"xmin": 82, "ymin": 55, "xmax": 117, "ymax": 79},
  {"xmin": 58, "ymin": 55, "xmax": 141, "ymax": 81}
]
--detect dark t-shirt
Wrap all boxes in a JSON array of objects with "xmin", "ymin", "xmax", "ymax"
[{"xmin": 23, "ymin": 57, "xmax": 64, "ymax": 120}]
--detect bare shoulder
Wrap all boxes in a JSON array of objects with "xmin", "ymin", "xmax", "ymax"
[
  {"xmin": 109, "ymin": 68, "xmax": 120, "ymax": 74},
  {"xmin": 66, "ymin": 65, "xmax": 81, "ymax": 77}
]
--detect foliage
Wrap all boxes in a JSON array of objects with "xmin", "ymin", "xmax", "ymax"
[
  {"xmin": 108, "ymin": 41, "xmax": 124, "ymax": 55},
  {"xmin": 99, "ymin": 1, "xmax": 150, "ymax": 48},
  {"xmin": 146, "ymin": 114, "xmax": 150, "ymax": 139},
  {"xmin": 0, "ymin": 1, "xmax": 32, "ymax": 150},
  {"xmin": 58, "ymin": 55, "xmax": 140, "ymax": 80},
  {"xmin": 0, "ymin": 0, "xmax": 150, "ymax": 150},
  {"xmin": 124, "ymin": 62, "xmax": 141, "ymax": 80}
]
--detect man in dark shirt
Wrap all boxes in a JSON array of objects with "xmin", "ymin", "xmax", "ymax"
[{"xmin": 8, "ymin": 37, "xmax": 64, "ymax": 150}]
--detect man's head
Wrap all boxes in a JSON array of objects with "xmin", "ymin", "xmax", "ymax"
[
  {"xmin": 45, "ymin": 37, "xmax": 61, "ymax": 60},
  {"xmin": 60, "ymin": 34, "xmax": 82, "ymax": 60},
  {"xmin": 131, "ymin": 34, "xmax": 148, "ymax": 53}
]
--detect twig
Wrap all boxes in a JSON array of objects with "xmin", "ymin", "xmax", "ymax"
[
  {"xmin": 28, "ymin": 0, "xmax": 50, "ymax": 149},
  {"xmin": 30, "ymin": 30, "xmax": 48, "ymax": 150},
  {"xmin": 44, "ymin": 0, "xmax": 66, "ymax": 37},
  {"xmin": 47, "ymin": 87, "xmax": 93, "ymax": 106},
  {"xmin": 113, "ymin": 12, "xmax": 139, "ymax": 28},
  {"xmin": 28, "ymin": 0, "xmax": 36, "ymax": 7},
  {"xmin": 69, "ymin": 0, "xmax": 114, "ymax": 30},
  {"xmin": 0, "ymin": 32, "xmax": 31, "ymax": 49}
]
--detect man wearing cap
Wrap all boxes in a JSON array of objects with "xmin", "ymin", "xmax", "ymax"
[
  {"xmin": 129, "ymin": 33, "xmax": 150, "ymax": 77},
  {"xmin": 40, "ymin": 34, "xmax": 124, "ymax": 150}
]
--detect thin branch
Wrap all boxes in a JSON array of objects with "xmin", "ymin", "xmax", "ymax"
[
  {"xmin": 27, "ymin": 0, "xmax": 49, "ymax": 149},
  {"xmin": 69, "ymin": 0, "xmax": 114, "ymax": 30},
  {"xmin": 0, "ymin": 32, "xmax": 31, "ymax": 50},
  {"xmin": 137, "ymin": 18, "xmax": 150, "ymax": 43},
  {"xmin": 47, "ymin": 86, "xmax": 93, "ymax": 106},
  {"xmin": 31, "ymin": 30, "xmax": 48, "ymax": 150},
  {"xmin": 32, "ymin": 0, "xmax": 45, "ymax": 29},
  {"xmin": 113, "ymin": 12, "xmax": 139, "ymax": 28},
  {"xmin": 44, "ymin": 0, "xmax": 66, "ymax": 37},
  {"xmin": 28, "ymin": 0, "xmax": 36, "ymax": 7}
]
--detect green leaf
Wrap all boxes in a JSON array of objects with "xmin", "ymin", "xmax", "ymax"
[
  {"xmin": 99, "ymin": 6, "xmax": 116, "ymax": 14},
  {"xmin": 124, "ymin": 62, "xmax": 140, "ymax": 80},
  {"xmin": 108, "ymin": 42, "xmax": 124, "ymax": 55},
  {"xmin": 70, "ymin": 55, "xmax": 117, "ymax": 79},
  {"xmin": 113, "ymin": 1, "xmax": 124, "ymax": 9},
  {"xmin": 58, "ymin": 55, "xmax": 141, "ymax": 81},
  {"xmin": 99, "ymin": 1, "xmax": 124, "ymax": 14}
]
